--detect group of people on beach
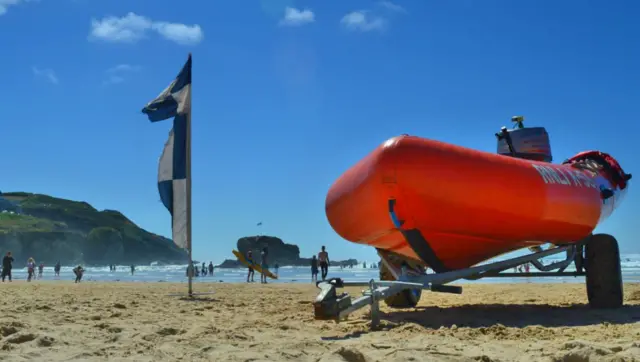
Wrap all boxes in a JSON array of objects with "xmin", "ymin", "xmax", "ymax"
[
  {"xmin": 244, "ymin": 245, "xmax": 330, "ymax": 283},
  {"xmin": 311, "ymin": 246, "xmax": 330, "ymax": 282},
  {"xmin": 186, "ymin": 261, "xmax": 216, "ymax": 278},
  {"xmin": 245, "ymin": 247, "xmax": 275, "ymax": 284},
  {"xmin": 1, "ymin": 250, "xmax": 85, "ymax": 283},
  {"xmin": 2, "ymin": 252, "xmax": 64, "ymax": 282}
]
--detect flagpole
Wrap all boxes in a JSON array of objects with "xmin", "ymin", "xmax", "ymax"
[{"xmin": 186, "ymin": 53, "xmax": 193, "ymax": 297}]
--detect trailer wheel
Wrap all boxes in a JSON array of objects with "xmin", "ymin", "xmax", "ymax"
[
  {"xmin": 585, "ymin": 233, "xmax": 623, "ymax": 309},
  {"xmin": 380, "ymin": 261, "xmax": 422, "ymax": 308}
]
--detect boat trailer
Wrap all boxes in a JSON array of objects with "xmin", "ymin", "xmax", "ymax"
[{"xmin": 313, "ymin": 242, "xmax": 589, "ymax": 329}]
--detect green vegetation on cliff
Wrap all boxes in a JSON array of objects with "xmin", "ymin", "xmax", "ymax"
[{"xmin": 0, "ymin": 192, "xmax": 187, "ymax": 265}]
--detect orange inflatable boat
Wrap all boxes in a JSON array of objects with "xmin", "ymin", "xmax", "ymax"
[{"xmin": 325, "ymin": 117, "xmax": 631, "ymax": 271}]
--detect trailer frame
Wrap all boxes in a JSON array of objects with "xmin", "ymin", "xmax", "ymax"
[{"xmin": 313, "ymin": 241, "xmax": 590, "ymax": 329}]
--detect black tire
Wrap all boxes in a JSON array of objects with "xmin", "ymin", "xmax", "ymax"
[
  {"xmin": 380, "ymin": 260, "xmax": 422, "ymax": 308},
  {"xmin": 585, "ymin": 233, "xmax": 623, "ymax": 309}
]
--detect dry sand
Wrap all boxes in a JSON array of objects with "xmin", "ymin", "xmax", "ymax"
[{"xmin": 1, "ymin": 281, "xmax": 639, "ymax": 361}]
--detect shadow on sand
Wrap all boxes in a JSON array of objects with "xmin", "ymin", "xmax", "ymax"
[
  {"xmin": 322, "ymin": 303, "xmax": 640, "ymax": 341},
  {"xmin": 177, "ymin": 296, "xmax": 219, "ymax": 303},
  {"xmin": 385, "ymin": 303, "xmax": 640, "ymax": 328}
]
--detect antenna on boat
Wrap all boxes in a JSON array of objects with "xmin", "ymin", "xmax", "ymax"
[{"xmin": 511, "ymin": 116, "xmax": 525, "ymax": 129}]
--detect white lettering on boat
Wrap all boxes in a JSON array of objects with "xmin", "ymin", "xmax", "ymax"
[{"xmin": 532, "ymin": 164, "xmax": 598, "ymax": 188}]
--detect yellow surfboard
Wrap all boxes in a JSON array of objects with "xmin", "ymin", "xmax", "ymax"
[{"xmin": 232, "ymin": 250, "xmax": 278, "ymax": 279}]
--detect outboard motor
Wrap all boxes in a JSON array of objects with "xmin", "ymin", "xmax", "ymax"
[{"xmin": 495, "ymin": 116, "xmax": 553, "ymax": 162}]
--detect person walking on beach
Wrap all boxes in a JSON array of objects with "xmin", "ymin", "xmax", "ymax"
[
  {"xmin": 73, "ymin": 265, "xmax": 84, "ymax": 283},
  {"xmin": 318, "ymin": 246, "xmax": 330, "ymax": 281},
  {"xmin": 260, "ymin": 247, "xmax": 269, "ymax": 284},
  {"xmin": 311, "ymin": 255, "xmax": 319, "ymax": 282},
  {"xmin": 130, "ymin": 265, "xmax": 135, "ymax": 276},
  {"xmin": 208, "ymin": 262, "xmax": 214, "ymax": 276},
  {"xmin": 38, "ymin": 262, "xmax": 44, "ymax": 279},
  {"xmin": 1, "ymin": 252, "xmax": 14, "ymax": 282},
  {"xmin": 246, "ymin": 250, "xmax": 255, "ymax": 283},
  {"xmin": 27, "ymin": 257, "xmax": 36, "ymax": 282},
  {"xmin": 54, "ymin": 261, "xmax": 61, "ymax": 277}
]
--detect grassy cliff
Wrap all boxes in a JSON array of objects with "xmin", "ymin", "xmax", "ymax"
[{"xmin": 0, "ymin": 192, "xmax": 187, "ymax": 266}]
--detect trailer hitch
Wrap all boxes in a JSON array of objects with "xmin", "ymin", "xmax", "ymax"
[{"xmin": 313, "ymin": 278, "xmax": 352, "ymax": 320}]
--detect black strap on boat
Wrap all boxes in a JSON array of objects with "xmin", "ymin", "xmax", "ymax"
[{"xmin": 388, "ymin": 199, "xmax": 450, "ymax": 273}]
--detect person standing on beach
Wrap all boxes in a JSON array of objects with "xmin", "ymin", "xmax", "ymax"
[
  {"xmin": 1, "ymin": 252, "xmax": 14, "ymax": 282},
  {"xmin": 318, "ymin": 246, "xmax": 330, "ymax": 281},
  {"xmin": 54, "ymin": 261, "xmax": 61, "ymax": 277},
  {"xmin": 246, "ymin": 250, "xmax": 255, "ymax": 283},
  {"xmin": 311, "ymin": 255, "xmax": 319, "ymax": 282},
  {"xmin": 38, "ymin": 262, "xmax": 44, "ymax": 279},
  {"xmin": 260, "ymin": 247, "xmax": 269, "ymax": 284},
  {"xmin": 73, "ymin": 265, "xmax": 84, "ymax": 283},
  {"xmin": 208, "ymin": 262, "xmax": 214, "ymax": 276},
  {"xmin": 27, "ymin": 258, "xmax": 36, "ymax": 282}
]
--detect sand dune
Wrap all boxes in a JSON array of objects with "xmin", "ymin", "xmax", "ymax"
[{"xmin": 1, "ymin": 281, "xmax": 639, "ymax": 361}]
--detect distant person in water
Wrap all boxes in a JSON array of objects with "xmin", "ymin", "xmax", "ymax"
[
  {"xmin": 201, "ymin": 262, "xmax": 207, "ymax": 277},
  {"xmin": 318, "ymin": 246, "xmax": 330, "ymax": 281},
  {"xmin": 38, "ymin": 262, "xmax": 44, "ymax": 279},
  {"xmin": 260, "ymin": 247, "xmax": 269, "ymax": 284},
  {"xmin": 274, "ymin": 263, "xmax": 279, "ymax": 278},
  {"xmin": 26, "ymin": 258, "xmax": 36, "ymax": 282},
  {"xmin": 246, "ymin": 250, "xmax": 255, "ymax": 283},
  {"xmin": 54, "ymin": 261, "xmax": 61, "ymax": 277},
  {"xmin": 311, "ymin": 255, "xmax": 318, "ymax": 282},
  {"xmin": 130, "ymin": 265, "xmax": 135, "ymax": 276},
  {"xmin": 2, "ymin": 252, "xmax": 14, "ymax": 282},
  {"xmin": 73, "ymin": 265, "xmax": 84, "ymax": 283},
  {"xmin": 208, "ymin": 262, "xmax": 214, "ymax": 276}
]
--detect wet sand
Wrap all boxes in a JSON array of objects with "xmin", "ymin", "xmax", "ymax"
[{"xmin": 1, "ymin": 281, "xmax": 639, "ymax": 361}]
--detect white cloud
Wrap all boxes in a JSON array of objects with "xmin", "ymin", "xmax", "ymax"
[
  {"xmin": 104, "ymin": 75, "xmax": 124, "ymax": 85},
  {"xmin": 0, "ymin": 0, "xmax": 33, "ymax": 16},
  {"xmin": 378, "ymin": 1, "xmax": 406, "ymax": 13},
  {"xmin": 341, "ymin": 11, "xmax": 386, "ymax": 32},
  {"xmin": 107, "ymin": 64, "xmax": 141, "ymax": 73},
  {"xmin": 104, "ymin": 63, "xmax": 141, "ymax": 85},
  {"xmin": 89, "ymin": 12, "xmax": 203, "ymax": 45},
  {"xmin": 151, "ymin": 22, "xmax": 204, "ymax": 45},
  {"xmin": 279, "ymin": 7, "xmax": 314, "ymax": 26},
  {"xmin": 32, "ymin": 66, "xmax": 58, "ymax": 84}
]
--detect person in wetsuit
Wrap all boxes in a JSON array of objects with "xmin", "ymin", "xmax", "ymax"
[
  {"xmin": 26, "ymin": 258, "xmax": 36, "ymax": 282},
  {"xmin": 54, "ymin": 261, "xmax": 61, "ymax": 277},
  {"xmin": 208, "ymin": 262, "xmax": 214, "ymax": 276},
  {"xmin": 1, "ymin": 252, "xmax": 14, "ymax": 282},
  {"xmin": 260, "ymin": 247, "xmax": 269, "ymax": 284},
  {"xmin": 73, "ymin": 265, "xmax": 84, "ymax": 283},
  {"xmin": 311, "ymin": 255, "xmax": 319, "ymax": 282},
  {"xmin": 318, "ymin": 246, "xmax": 330, "ymax": 281},
  {"xmin": 246, "ymin": 250, "xmax": 255, "ymax": 283}
]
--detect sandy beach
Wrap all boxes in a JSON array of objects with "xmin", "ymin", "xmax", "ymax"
[{"xmin": 1, "ymin": 281, "xmax": 639, "ymax": 361}]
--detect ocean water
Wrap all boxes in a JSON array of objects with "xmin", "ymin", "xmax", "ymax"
[{"xmin": 4, "ymin": 253, "xmax": 640, "ymax": 284}]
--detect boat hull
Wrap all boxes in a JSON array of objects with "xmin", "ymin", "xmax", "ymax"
[{"xmin": 325, "ymin": 135, "xmax": 628, "ymax": 270}]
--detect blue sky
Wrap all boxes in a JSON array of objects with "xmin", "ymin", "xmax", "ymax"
[{"xmin": 1, "ymin": 0, "xmax": 638, "ymax": 264}]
